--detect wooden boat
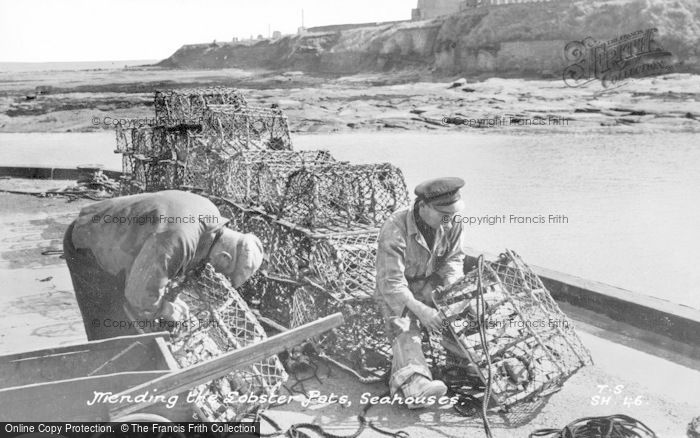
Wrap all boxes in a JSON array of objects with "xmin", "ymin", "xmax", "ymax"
[{"xmin": 0, "ymin": 314, "xmax": 343, "ymax": 422}]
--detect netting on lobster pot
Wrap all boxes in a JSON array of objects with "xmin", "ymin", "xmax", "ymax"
[
  {"xmin": 289, "ymin": 286, "xmax": 391, "ymax": 381},
  {"xmin": 213, "ymin": 197, "xmax": 248, "ymax": 230},
  {"xmin": 154, "ymin": 87, "xmax": 248, "ymax": 125},
  {"xmin": 223, "ymin": 150, "xmax": 336, "ymax": 209},
  {"xmin": 116, "ymin": 124, "xmax": 195, "ymax": 194},
  {"xmin": 279, "ymin": 163, "xmax": 409, "ymax": 229},
  {"xmin": 265, "ymin": 222, "xmax": 379, "ymax": 302},
  {"xmin": 213, "ymin": 200, "xmax": 380, "ymax": 302},
  {"xmin": 129, "ymin": 157, "xmax": 185, "ymax": 193},
  {"xmin": 431, "ymin": 249, "xmax": 593, "ymax": 411},
  {"xmin": 238, "ymin": 272, "xmax": 299, "ymax": 329},
  {"xmin": 202, "ymin": 105, "xmax": 292, "ymax": 152},
  {"xmin": 182, "ymin": 148, "xmax": 242, "ymax": 196},
  {"xmin": 166, "ymin": 264, "xmax": 287, "ymax": 422},
  {"xmin": 115, "ymin": 125, "xmax": 163, "ymax": 158}
]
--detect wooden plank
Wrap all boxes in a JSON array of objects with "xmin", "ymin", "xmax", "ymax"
[
  {"xmin": 463, "ymin": 248, "xmax": 700, "ymax": 348},
  {"xmin": 87, "ymin": 342, "xmax": 151, "ymax": 377},
  {"xmin": 0, "ymin": 341, "xmax": 166, "ymax": 388},
  {"xmin": 0, "ymin": 370, "xmax": 169, "ymax": 422},
  {"xmin": 154, "ymin": 337, "xmax": 181, "ymax": 371},
  {"xmin": 0, "ymin": 332, "xmax": 170, "ymax": 364},
  {"xmin": 109, "ymin": 313, "xmax": 343, "ymax": 418}
]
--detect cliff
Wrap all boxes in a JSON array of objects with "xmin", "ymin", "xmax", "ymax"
[{"xmin": 158, "ymin": 0, "xmax": 700, "ymax": 77}]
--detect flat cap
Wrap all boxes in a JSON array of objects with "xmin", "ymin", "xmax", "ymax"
[{"xmin": 415, "ymin": 177, "xmax": 465, "ymax": 213}]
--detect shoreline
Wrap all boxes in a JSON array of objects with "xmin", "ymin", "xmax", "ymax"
[{"xmin": 1, "ymin": 68, "xmax": 698, "ymax": 135}]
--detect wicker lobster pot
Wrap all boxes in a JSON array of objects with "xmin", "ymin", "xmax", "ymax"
[
  {"xmin": 431, "ymin": 250, "xmax": 593, "ymax": 409},
  {"xmin": 289, "ymin": 286, "xmax": 392, "ymax": 380},
  {"xmin": 166, "ymin": 264, "xmax": 287, "ymax": 422},
  {"xmin": 202, "ymin": 105, "xmax": 292, "ymax": 152},
  {"xmin": 154, "ymin": 87, "xmax": 248, "ymax": 125},
  {"xmin": 116, "ymin": 124, "xmax": 195, "ymax": 194},
  {"xmin": 217, "ymin": 201, "xmax": 380, "ymax": 303},
  {"xmin": 279, "ymin": 163, "xmax": 409, "ymax": 229},
  {"xmin": 214, "ymin": 200, "xmax": 391, "ymax": 380},
  {"xmin": 205, "ymin": 149, "xmax": 336, "ymax": 206}
]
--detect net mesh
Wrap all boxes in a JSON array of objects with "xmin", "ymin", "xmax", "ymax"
[
  {"xmin": 154, "ymin": 87, "xmax": 248, "ymax": 125},
  {"xmin": 166, "ymin": 264, "xmax": 288, "ymax": 422},
  {"xmin": 280, "ymin": 163, "xmax": 410, "ymax": 229},
  {"xmin": 217, "ymin": 200, "xmax": 392, "ymax": 380},
  {"xmin": 431, "ymin": 250, "xmax": 593, "ymax": 411},
  {"xmin": 209, "ymin": 150, "xmax": 335, "ymax": 205},
  {"xmin": 202, "ymin": 105, "xmax": 292, "ymax": 152},
  {"xmin": 117, "ymin": 88, "xmax": 296, "ymax": 195},
  {"xmin": 116, "ymin": 124, "xmax": 308, "ymax": 197},
  {"xmin": 289, "ymin": 286, "xmax": 392, "ymax": 380},
  {"xmin": 217, "ymin": 200, "xmax": 380, "ymax": 302}
]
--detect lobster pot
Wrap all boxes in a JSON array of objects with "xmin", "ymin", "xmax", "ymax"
[
  {"xmin": 124, "ymin": 156, "xmax": 186, "ymax": 194},
  {"xmin": 154, "ymin": 87, "xmax": 248, "ymax": 125},
  {"xmin": 203, "ymin": 105, "xmax": 293, "ymax": 152},
  {"xmin": 116, "ymin": 125, "xmax": 194, "ymax": 194},
  {"xmin": 259, "ymin": 217, "xmax": 378, "ymax": 301},
  {"xmin": 239, "ymin": 273, "xmax": 299, "ymax": 329},
  {"xmin": 182, "ymin": 148, "xmax": 240, "ymax": 196},
  {"xmin": 290, "ymin": 287, "xmax": 391, "ymax": 380},
  {"xmin": 214, "ymin": 199, "xmax": 248, "ymax": 231},
  {"xmin": 121, "ymin": 153, "xmax": 135, "ymax": 176},
  {"xmin": 115, "ymin": 125, "xmax": 177, "ymax": 158},
  {"xmin": 167, "ymin": 264, "xmax": 287, "ymax": 422},
  {"xmin": 280, "ymin": 163, "xmax": 409, "ymax": 229},
  {"xmin": 215, "ymin": 201, "xmax": 379, "ymax": 302},
  {"xmin": 432, "ymin": 250, "xmax": 593, "ymax": 409},
  {"xmin": 224, "ymin": 150, "xmax": 336, "ymax": 208}
]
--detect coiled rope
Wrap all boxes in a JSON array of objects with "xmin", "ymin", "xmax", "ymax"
[{"xmin": 528, "ymin": 414, "xmax": 657, "ymax": 438}]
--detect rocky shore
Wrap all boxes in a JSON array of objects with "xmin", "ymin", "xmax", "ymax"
[{"xmin": 0, "ymin": 68, "xmax": 698, "ymax": 135}]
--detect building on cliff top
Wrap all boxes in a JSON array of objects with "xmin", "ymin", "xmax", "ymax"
[
  {"xmin": 412, "ymin": 0, "xmax": 565, "ymax": 20},
  {"xmin": 411, "ymin": 0, "xmax": 462, "ymax": 20}
]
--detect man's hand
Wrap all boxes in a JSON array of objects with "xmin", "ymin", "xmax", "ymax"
[
  {"xmin": 159, "ymin": 297, "xmax": 190, "ymax": 322},
  {"xmin": 410, "ymin": 301, "xmax": 445, "ymax": 332}
]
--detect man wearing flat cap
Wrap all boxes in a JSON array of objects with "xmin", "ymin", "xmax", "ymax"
[
  {"xmin": 64, "ymin": 190, "xmax": 264, "ymax": 341},
  {"xmin": 375, "ymin": 177, "xmax": 466, "ymax": 408}
]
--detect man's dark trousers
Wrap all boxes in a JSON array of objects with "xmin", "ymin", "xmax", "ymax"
[{"xmin": 63, "ymin": 220, "xmax": 138, "ymax": 341}]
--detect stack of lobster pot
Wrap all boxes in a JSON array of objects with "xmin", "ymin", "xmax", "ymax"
[
  {"xmin": 228, "ymin": 161, "xmax": 410, "ymax": 382},
  {"xmin": 116, "ymin": 88, "xmax": 294, "ymax": 195},
  {"xmin": 113, "ymin": 86, "xmax": 413, "ymax": 382}
]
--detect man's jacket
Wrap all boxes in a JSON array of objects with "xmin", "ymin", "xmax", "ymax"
[
  {"xmin": 375, "ymin": 208, "xmax": 465, "ymax": 316},
  {"xmin": 71, "ymin": 190, "xmax": 227, "ymax": 316}
]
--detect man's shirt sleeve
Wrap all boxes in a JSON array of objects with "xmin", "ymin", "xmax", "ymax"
[
  {"xmin": 124, "ymin": 232, "xmax": 186, "ymax": 316},
  {"xmin": 376, "ymin": 220, "xmax": 413, "ymax": 316}
]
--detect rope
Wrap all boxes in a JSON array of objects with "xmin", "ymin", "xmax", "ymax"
[
  {"xmin": 258, "ymin": 353, "xmax": 407, "ymax": 438},
  {"xmin": 528, "ymin": 414, "xmax": 657, "ymax": 438},
  {"xmin": 258, "ymin": 390, "xmax": 408, "ymax": 438},
  {"xmin": 475, "ymin": 255, "xmax": 494, "ymax": 438}
]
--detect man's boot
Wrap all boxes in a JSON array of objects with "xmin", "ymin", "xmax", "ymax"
[{"xmin": 401, "ymin": 374, "xmax": 448, "ymax": 410}]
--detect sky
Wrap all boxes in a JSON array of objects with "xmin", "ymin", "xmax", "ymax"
[{"xmin": 0, "ymin": 0, "xmax": 415, "ymax": 62}]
